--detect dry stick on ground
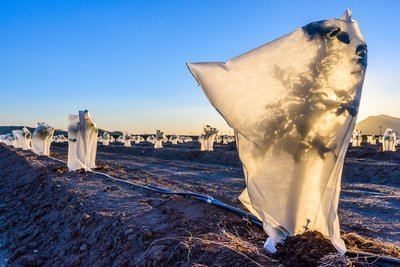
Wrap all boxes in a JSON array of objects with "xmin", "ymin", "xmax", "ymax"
[
  {"xmin": 135, "ymin": 236, "xmax": 266, "ymax": 267},
  {"xmin": 317, "ymin": 253, "xmax": 352, "ymax": 267},
  {"xmin": 318, "ymin": 252, "xmax": 382, "ymax": 267},
  {"xmin": 134, "ymin": 225, "xmax": 278, "ymax": 267}
]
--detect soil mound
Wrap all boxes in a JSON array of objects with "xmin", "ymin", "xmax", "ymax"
[{"xmin": 275, "ymin": 231, "xmax": 336, "ymax": 267}]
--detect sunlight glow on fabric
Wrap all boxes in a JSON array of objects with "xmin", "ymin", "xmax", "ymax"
[{"xmin": 187, "ymin": 10, "xmax": 367, "ymax": 254}]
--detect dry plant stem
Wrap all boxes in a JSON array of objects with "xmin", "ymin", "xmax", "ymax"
[{"xmin": 135, "ymin": 228, "xmax": 277, "ymax": 267}]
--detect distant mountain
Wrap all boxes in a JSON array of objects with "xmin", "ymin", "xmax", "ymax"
[{"xmin": 356, "ymin": 115, "xmax": 400, "ymax": 135}]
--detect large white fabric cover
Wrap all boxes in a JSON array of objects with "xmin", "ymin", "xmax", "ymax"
[
  {"xmin": 12, "ymin": 127, "xmax": 32, "ymax": 150},
  {"xmin": 67, "ymin": 110, "xmax": 98, "ymax": 171},
  {"xmin": 187, "ymin": 10, "xmax": 367, "ymax": 254},
  {"xmin": 382, "ymin": 128, "xmax": 396, "ymax": 152},
  {"xmin": 32, "ymin": 122, "xmax": 55, "ymax": 156}
]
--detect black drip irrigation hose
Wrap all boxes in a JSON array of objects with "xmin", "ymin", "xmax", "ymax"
[
  {"xmin": 346, "ymin": 250, "xmax": 400, "ymax": 267},
  {"xmin": 46, "ymin": 155, "xmax": 399, "ymax": 265},
  {"xmin": 88, "ymin": 169, "xmax": 264, "ymax": 227}
]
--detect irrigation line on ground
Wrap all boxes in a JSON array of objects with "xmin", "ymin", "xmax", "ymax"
[{"xmin": 45, "ymin": 154, "xmax": 400, "ymax": 266}]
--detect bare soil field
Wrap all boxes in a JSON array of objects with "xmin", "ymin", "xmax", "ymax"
[{"xmin": 0, "ymin": 141, "xmax": 399, "ymax": 266}]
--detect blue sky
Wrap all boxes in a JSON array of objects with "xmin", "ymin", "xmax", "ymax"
[{"xmin": 1, "ymin": 0, "xmax": 399, "ymax": 134}]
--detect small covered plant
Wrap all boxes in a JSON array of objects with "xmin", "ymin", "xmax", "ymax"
[
  {"xmin": 32, "ymin": 122, "xmax": 55, "ymax": 156},
  {"xmin": 102, "ymin": 132, "xmax": 111, "ymax": 146},
  {"xmin": 12, "ymin": 127, "xmax": 32, "ymax": 150},
  {"xmin": 67, "ymin": 110, "xmax": 98, "ymax": 171},
  {"xmin": 154, "ymin": 130, "xmax": 165, "ymax": 149},
  {"xmin": 382, "ymin": 128, "xmax": 396, "ymax": 152},
  {"xmin": 198, "ymin": 125, "xmax": 218, "ymax": 151}
]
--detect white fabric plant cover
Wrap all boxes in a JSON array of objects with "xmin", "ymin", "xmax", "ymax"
[
  {"xmin": 187, "ymin": 10, "xmax": 367, "ymax": 254},
  {"xmin": 1, "ymin": 133, "xmax": 16, "ymax": 146},
  {"xmin": 102, "ymin": 132, "xmax": 111, "ymax": 146},
  {"xmin": 146, "ymin": 135, "xmax": 155, "ymax": 144},
  {"xmin": 215, "ymin": 135, "xmax": 222, "ymax": 144},
  {"xmin": 367, "ymin": 135, "xmax": 376, "ymax": 145},
  {"xmin": 382, "ymin": 128, "xmax": 396, "ymax": 152},
  {"xmin": 67, "ymin": 110, "xmax": 98, "ymax": 171},
  {"xmin": 169, "ymin": 135, "xmax": 178, "ymax": 145},
  {"xmin": 123, "ymin": 133, "xmax": 133, "ymax": 147},
  {"xmin": 351, "ymin": 130, "xmax": 362, "ymax": 147},
  {"xmin": 184, "ymin": 136, "xmax": 193, "ymax": 143},
  {"xmin": 154, "ymin": 130, "xmax": 164, "ymax": 149},
  {"xmin": 32, "ymin": 122, "xmax": 55, "ymax": 156},
  {"xmin": 133, "ymin": 135, "xmax": 143, "ymax": 144},
  {"xmin": 12, "ymin": 127, "xmax": 32, "ymax": 150},
  {"xmin": 199, "ymin": 125, "xmax": 218, "ymax": 151}
]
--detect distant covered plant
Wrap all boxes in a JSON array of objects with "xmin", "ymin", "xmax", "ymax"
[
  {"xmin": 12, "ymin": 127, "xmax": 32, "ymax": 151},
  {"xmin": 32, "ymin": 122, "xmax": 55, "ymax": 156},
  {"xmin": 198, "ymin": 125, "xmax": 218, "ymax": 151},
  {"xmin": 67, "ymin": 110, "xmax": 98, "ymax": 171},
  {"xmin": 154, "ymin": 130, "xmax": 165, "ymax": 149},
  {"xmin": 382, "ymin": 128, "xmax": 396, "ymax": 152}
]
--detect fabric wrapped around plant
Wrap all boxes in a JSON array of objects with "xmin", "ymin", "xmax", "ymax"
[
  {"xmin": 32, "ymin": 122, "xmax": 55, "ymax": 156},
  {"xmin": 102, "ymin": 132, "xmax": 111, "ymax": 146},
  {"xmin": 187, "ymin": 10, "xmax": 367, "ymax": 254},
  {"xmin": 67, "ymin": 110, "xmax": 98, "ymax": 171},
  {"xmin": 12, "ymin": 127, "xmax": 32, "ymax": 150},
  {"xmin": 154, "ymin": 130, "xmax": 164, "ymax": 149},
  {"xmin": 123, "ymin": 132, "xmax": 133, "ymax": 147},
  {"xmin": 351, "ymin": 130, "xmax": 362, "ymax": 147},
  {"xmin": 198, "ymin": 125, "xmax": 218, "ymax": 151},
  {"xmin": 382, "ymin": 128, "xmax": 396, "ymax": 152}
]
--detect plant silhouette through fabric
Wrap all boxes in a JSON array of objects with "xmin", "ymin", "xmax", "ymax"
[{"xmin": 187, "ymin": 10, "xmax": 367, "ymax": 254}]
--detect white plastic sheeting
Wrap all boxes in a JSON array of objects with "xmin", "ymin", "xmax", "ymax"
[
  {"xmin": 123, "ymin": 133, "xmax": 133, "ymax": 147},
  {"xmin": 12, "ymin": 127, "xmax": 32, "ymax": 150},
  {"xmin": 187, "ymin": 10, "xmax": 367, "ymax": 254},
  {"xmin": 32, "ymin": 122, "xmax": 55, "ymax": 156},
  {"xmin": 154, "ymin": 130, "xmax": 165, "ymax": 149},
  {"xmin": 169, "ymin": 135, "xmax": 179, "ymax": 145},
  {"xmin": 102, "ymin": 132, "xmax": 111, "ymax": 146},
  {"xmin": 198, "ymin": 125, "xmax": 218, "ymax": 151},
  {"xmin": 366, "ymin": 135, "xmax": 377, "ymax": 145},
  {"xmin": 0, "ymin": 133, "xmax": 17, "ymax": 147},
  {"xmin": 184, "ymin": 136, "xmax": 193, "ymax": 143},
  {"xmin": 54, "ymin": 135, "xmax": 68, "ymax": 143},
  {"xmin": 133, "ymin": 135, "xmax": 144, "ymax": 144},
  {"xmin": 351, "ymin": 130, "xmax": 362, "ymax": 147},
  {"xmin": 146, "ymin": 135, "xmax": 155, "ymax": 144},
  {"xmin": 67, "ymin": 110, "xmax": 98, "ymax": 171},
  {"xmin": 382, "ymin": 128, "xmax": 396, "ymax": 152}
]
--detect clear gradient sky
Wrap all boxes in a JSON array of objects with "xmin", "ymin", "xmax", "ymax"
[{"xmin": 1, "ymin": 1, "xmax": 399, "ymax": 134}]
